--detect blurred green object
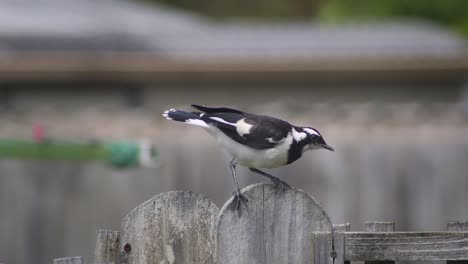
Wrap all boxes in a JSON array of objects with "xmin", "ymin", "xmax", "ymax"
[
  {"xmin": 106, "ymin": 142, "xmax": 139, "ymax": 167},
  {"xmin": 0, "ymin": 139, "xmax": 158, "ymax": 168},
  {"xmin": 319, "ymin": 0, "xmax": 468, "ymax": 36}
]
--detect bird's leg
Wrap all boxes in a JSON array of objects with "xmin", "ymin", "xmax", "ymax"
[
  {"xmin": 230, "ymin": 159, "xmax": 248, "ymax": 213},
  {"xmin": 249, "ymin": 168, "xmax": 291, "ymax": 190}
]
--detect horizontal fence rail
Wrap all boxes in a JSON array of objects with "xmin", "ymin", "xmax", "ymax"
[
  {"xmin": 52, "ymin": 184, "xmax": 468, "ymax": 264},
  {"xmin": 344, "ymin": 231, "xmax": 468, "ymax": 261}
]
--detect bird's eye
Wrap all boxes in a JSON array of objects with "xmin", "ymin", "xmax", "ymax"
[{"xmin": 311, "ymin": 135, "xmax": 321, "ymax": 143}]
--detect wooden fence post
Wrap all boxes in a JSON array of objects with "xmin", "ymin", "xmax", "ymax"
[
  {"xmin": 217, "ymin": 183, "xmax": 333, "ymax": 264},
  {"xmin": 120, "ymin": 191, "xmax": 219, "ymax": 264},
  {"xmin": 94, "ymin": 230, "xmax": 121, "ymax": 264},
  {"xmin": 447, "ymin": 221, "xmax": 468, "ymax": 264},
  {"xmin": 333, "ymin": 223, "xmax": 350, "ymax": 264},
  {"xmin": 53, "ymin": 256, "xmax": 83, "ymax": 264},
  {"xmin": 364, "ymin": 221, "xmax": 395, "ymax": 264}
]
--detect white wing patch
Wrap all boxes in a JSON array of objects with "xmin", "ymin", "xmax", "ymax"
[
  {"xmin": 209, "ymin": 117, "xmax": 236, "ymax": 126},
  {"xmin": 186, "ymin": 119, "xmax": 209, "ymax": 127},
  {"xmin": 236, "ymin": 118, "xmax": 253, "ymax": 137},
  {"xmin": 304, "ymin": 128, "xmax": 320, "ymax": 136},
  {"xmin": 292, "ymin": 128, "xmax": 307, "ymax": 142}
]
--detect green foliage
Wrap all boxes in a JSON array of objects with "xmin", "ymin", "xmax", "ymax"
[
  {"xmin": 319, "ymin": 0, "xmax": 468, "ymax": 36},
  {"xmin": 143, "ymin": 0, "xmax": 468, "ymax": 36}
]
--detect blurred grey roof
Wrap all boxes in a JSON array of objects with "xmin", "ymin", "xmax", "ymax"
[
  {"xmin": 158, "ymin": 22, "xmax": 468, "ymax": 59},
  {"xmin": 0, "ymin": 0, "xmax": 208, "ymax": 52},
  {"xmin": 0, "ymin": 0, "xmax": 467, "ymax": 81},
  {"xmin": 0, "ymin": 0, "xmax": 467, "ymax": 57}
]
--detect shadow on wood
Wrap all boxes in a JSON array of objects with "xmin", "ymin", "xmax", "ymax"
[
  {"xmin": 216, "ymin": 183, "xmax": 333, "ymax": 264},
  {"xmin": 120, "ymin": 191, "xmax": 219, "ymax": 264}
]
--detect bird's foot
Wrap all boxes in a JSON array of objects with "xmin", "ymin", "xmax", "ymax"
[
  {"xmin": 270, "ymin": 177, "xmax": 291, "ymax": 191},
  {"xmin": 229, "ymin": 191, "xmax": 248, "ymax": 216}
]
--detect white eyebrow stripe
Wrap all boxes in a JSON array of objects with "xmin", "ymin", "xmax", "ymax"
[
  {"xmin": 292, "ymin": 128, "xmax": 307, "ymax": 142},
  {"xmin": 210, "ymin": 117, "xmax": 237, "ymax": 126},
  {"xmin": 304, "ymin": 128, "xmax": 320, "ymax": 136}
]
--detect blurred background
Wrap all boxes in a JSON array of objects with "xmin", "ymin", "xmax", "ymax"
[{"xmin": 1, "ymin": 0, "xmax": 468, "ymax": 263}]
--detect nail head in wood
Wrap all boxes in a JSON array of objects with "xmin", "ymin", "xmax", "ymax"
[{"xmin": 121, "ymin": 191, "xmax": 219, "ymax": 264}]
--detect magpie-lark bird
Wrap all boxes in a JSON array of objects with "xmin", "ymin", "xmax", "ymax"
[{"xmin": 163, "ymin": 105, "xmax": 334, "ymax": 210}]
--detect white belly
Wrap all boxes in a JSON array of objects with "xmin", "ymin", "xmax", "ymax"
[{"xmin": 206, "ymin": 126, "xmax": 292, "ymax": 169}]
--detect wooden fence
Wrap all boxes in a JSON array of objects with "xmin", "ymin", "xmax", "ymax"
[{"xmin": 53, "ymin": 183, "xmax": 468, "ymax": 264}]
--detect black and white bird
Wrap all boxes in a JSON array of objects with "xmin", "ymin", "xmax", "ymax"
[{"xmin": 163, "ymin": 105, "xmax": 334, "ymax": 209}]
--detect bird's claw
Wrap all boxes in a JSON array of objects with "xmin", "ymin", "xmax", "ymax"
[
  {"xmin": 229, "ymin": 191, "xmax": 248, "ymax": 216},
  {"xmin": 271, "ymin": 177, "xmax": 291, "ymax": 191}
]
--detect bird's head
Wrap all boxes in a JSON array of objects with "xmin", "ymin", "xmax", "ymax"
[{"xmin": 297, "ymin": 127, "xmax": 334, "ymax": 153}]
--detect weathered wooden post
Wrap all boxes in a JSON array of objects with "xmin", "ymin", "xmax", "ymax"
[
  {"xmin": 447, "ymin": 221, "xmax": 468, "ymax": 264},
  {"xmin": 333, "ymin": 223, "xmax": 351, "ymax": 264},
  {"xmin": 217, "ymin": 183, "xmax": 333, "ymax": 264},
  {"xmin": 95, "ymin": 230, "xmax": 121, "ymax": 263},
  {"xmin": 364, "ymin": 221, "xmax": 395, "ymax": 264},
  {"xmin": 119, "ymin": 191, "xmax": 219, "ymax": 264}
]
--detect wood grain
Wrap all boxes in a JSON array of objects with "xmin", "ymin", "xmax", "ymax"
[
  {"xmin": 333, "ymin": 224, "xmax": 351, "ymax": 264},
  {"xmin": 345, "ymin": 232, "xmax": 468, "ymax": 261},
  {"xmin": 53, "ymin": 256, "xmax": 83, "ymax": 264},
  {"xmin": 447, "ymin": 221, "xmax": 468, "ymax": 264},
  {"xmin": 120, "ymin": 191, "xmax": 219, "ymax": 264},
  {"xmin": 94, "ymin": 230, "xmax": 121, "ymax": 264},
  {"xmin": 364, "ymin": 222, "xmax": 395, "ymax": 264},
  {"xmin": 365, "ymin": 222, "xmax": 395, "ymax": 232},
  {"xmin": 217, "ymin": 183, "xmax": 333, "ymax": 264},
  {"xmin": 448, "ymin": 221, "xmax": 468, "ymax": 232}
]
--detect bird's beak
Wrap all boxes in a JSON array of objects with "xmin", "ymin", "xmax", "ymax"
[{"xmin": 321, "ymin": 144, "xmax": 335, "ymax": 152}]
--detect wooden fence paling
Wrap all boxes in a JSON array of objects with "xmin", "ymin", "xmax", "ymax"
[
  {"xmin": 447, "ymin": 221, "xmax": 468, "ymax": 264},
  {"xmin": 312, "ymin": 232, "xmax": 334, "ymax": 264},
  {"xmin": 120, "ymin": 191, "xmax": 219, "ymax": 264},
  {"xmin": 333, "ymin": 223, "xmax": 350, "ymax": 264},
  {"xmin": 216, "ymin": 183, "xmax": 333, "ymax": 264},
  {"xmin": 53, "ymin": 256, "xmax": 83, "ymax": 264},
  {"xmin": 94, "ymin": 230, "xmax": 121, "ymax": 264},
  {"xmin": 53, "ymin": 187, "xmax": 468, "ymax": 263},
  {"xmin": 364, "ymin": 221, "xmax": 395, "ymax": 264}
]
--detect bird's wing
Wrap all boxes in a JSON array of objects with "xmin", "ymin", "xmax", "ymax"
[
  {"xmin": 191, "ymin": 104, "xmax": 245, "ymax": 115},
  {"xmin": 202, "ymin": 112, "xmax": 292, "ymax": 150}
]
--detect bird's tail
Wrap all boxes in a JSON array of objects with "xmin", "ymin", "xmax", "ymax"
[{"xmin": 162, "ymin": 109, "xmax": 209, "ymax": 128}]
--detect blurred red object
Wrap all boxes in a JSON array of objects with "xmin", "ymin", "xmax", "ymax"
[{"xmin": 33, "ymin": 124, "xmax": 44, "ymax": 143}]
